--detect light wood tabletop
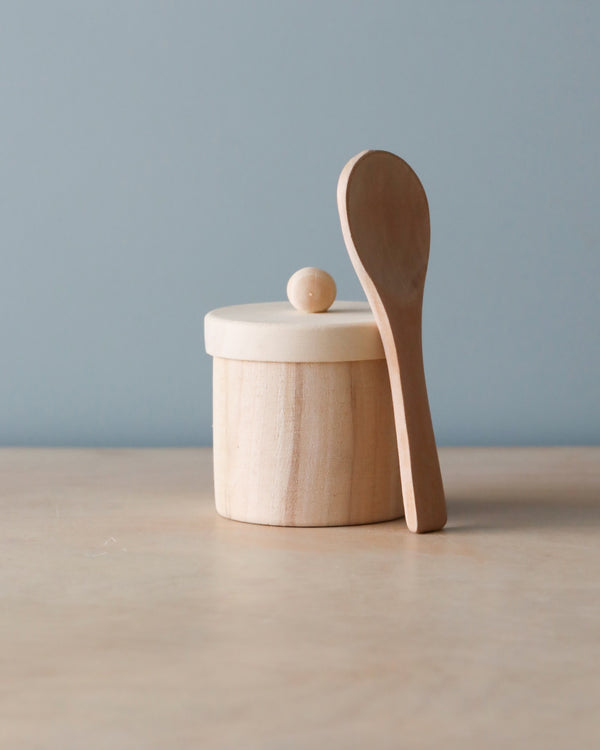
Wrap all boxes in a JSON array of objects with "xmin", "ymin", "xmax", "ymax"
[{"xmin": 2, "ymin": 447, "xmax": 599, "ymax": 750}]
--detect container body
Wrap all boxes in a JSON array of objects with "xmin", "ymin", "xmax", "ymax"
[{"xmin": 213, "ymin": 357, "xmax": 402, "ymax": 526}]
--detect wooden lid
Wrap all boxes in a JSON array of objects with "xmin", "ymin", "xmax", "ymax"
[{"xmin": 204, "ymin": 301, "xmax": 384, "ymax": 362}]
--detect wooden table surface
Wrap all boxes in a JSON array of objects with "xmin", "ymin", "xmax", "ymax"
[{"xmin": 2, "ymin": 447, "xmax": 600, "ymax": 750}]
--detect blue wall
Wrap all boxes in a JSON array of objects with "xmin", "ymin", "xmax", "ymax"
[{"xmin": 1, "ymin": 1, "xmax": 599, "ymax": 446}]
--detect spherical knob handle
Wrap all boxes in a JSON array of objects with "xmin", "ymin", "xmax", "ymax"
[{"xmin": 287, "ymin": 267, "xmax": 337, "ymax": 313}]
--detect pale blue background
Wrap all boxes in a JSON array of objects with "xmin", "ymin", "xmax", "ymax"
[{"xmin": 1, "ymin": 1, "xmax": 598, "ymax": 446}]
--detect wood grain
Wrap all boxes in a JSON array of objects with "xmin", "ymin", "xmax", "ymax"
[
  {"xmin": 338, "ymin": 150, "xmax": 447, "ymax": 533},
  {"xmin": 2, "ymin": 447, "xmax": 600, "ymax": 750},
  {"xmin": 212, "ymin": 356, "xmax": 402, "ymax": 525}
]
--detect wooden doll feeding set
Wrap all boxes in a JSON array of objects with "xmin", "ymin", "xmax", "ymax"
[{"xmin": 205, "ymin": 150, "xmax": 447, "ymax": 534}]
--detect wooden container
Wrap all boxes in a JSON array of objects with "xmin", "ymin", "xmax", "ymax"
[{"xmin": 204, "ymin": 284, "xmax": 402, "ymax": 526}]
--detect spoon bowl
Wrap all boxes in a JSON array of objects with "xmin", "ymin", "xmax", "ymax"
[{"xmin": 340, "ymin": 150, "xmax": 430, "ymax": 302}]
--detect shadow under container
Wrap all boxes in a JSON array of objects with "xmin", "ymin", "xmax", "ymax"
[{"xmin": 204, "ymin": 301, "xmax": 402, "ymax": 526}]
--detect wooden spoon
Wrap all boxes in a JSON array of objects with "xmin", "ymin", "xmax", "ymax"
[{"xmin": 337, "ymin": 150, "xmax": 447, "ymax": 533}]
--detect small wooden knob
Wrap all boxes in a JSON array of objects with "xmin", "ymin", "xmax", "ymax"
[{"xmin": 287, "ymin": 267, "xmax": 337, "ymax": 313}]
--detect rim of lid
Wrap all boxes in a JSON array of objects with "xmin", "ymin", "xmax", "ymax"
[{"xmin": 204, "ymin": 301, "xmax": 384, "ymax": 363}]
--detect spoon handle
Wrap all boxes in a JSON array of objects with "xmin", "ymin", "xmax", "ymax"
[{"xmin": 373, "ymin": 298, "xmax": 446, "ymax": 532}]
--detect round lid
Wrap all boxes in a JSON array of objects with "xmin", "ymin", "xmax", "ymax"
[
  {"xmin": 205, "ymin": 269, "xmax": 384, "ymax": 362},
  {"xmin": 204, "ymin": 300, "xmax": 384, "ymax": 362}
]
